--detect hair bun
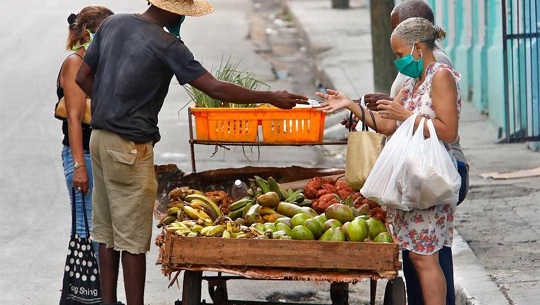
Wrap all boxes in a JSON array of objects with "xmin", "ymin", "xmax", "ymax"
[{"xmin": 67, "ymin": 13, "xmax": 78, "ymax": 25}]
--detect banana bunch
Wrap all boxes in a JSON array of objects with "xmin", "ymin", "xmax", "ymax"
[
  {"xmin": 168, "ymin": 186, "xmax": 203, "ymax": 201},
  {"xmin": 225, "ymin": 176, "xmax": 312, "ymax": 226},
  {"xmin": 163, "ymin": 216, "xmax": 264, "ymax": 239},
  {"xmin": 252, "ymin": 176, "xmax": 311, "ymax": 206},
  {"xmin": 158, "ymin": 187, "xmax": 223, "ymax": 228},
  {"xmin": 183, "ymin": 193, "xmax": 223, "ymax": 221}
]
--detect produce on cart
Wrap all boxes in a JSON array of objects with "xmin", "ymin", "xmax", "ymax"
[{"xmin": 154, "ymin": 169, "xmax": 404, "ymax": 305}]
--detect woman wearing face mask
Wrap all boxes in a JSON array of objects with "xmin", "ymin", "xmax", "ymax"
[
  {"xmin": 316, "ymin": 17, "xmax": 462, "ymax": 305},
  {"xmin": 57, "ymin": 5, "xmax": 114, "ymax": 253}
]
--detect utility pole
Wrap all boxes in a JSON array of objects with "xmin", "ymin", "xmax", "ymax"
[{"xmin": 370, "ymin": 0, "xmax": 396, "ymax": 93}]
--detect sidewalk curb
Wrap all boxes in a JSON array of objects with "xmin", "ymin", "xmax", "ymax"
[
  {"xmin": 283, "ymin": 1, "xmax": 513, "ymax": 304},
  {"xmin": 453, "ymin": 232, "xmax": 510, "ymax": 305}
]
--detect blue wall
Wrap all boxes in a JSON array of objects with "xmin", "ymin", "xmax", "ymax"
[{"xmin": 426, "ymin": 0, "xmax": 506, "ymax": 129}]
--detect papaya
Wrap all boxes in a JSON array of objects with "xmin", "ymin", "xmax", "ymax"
[
  {"xmin": 313, "ymin": 214, "xmax": 327, "ymax": 226},
  {"xmin": 251, "ymin": 223, "xmax": 265, "ymax": 232},
  {"xmin": 373, "ymin": 231, "xmax": 393, "ymax": 243},
  {"xmin": 263, "ymin": 222, "xmax": 277, "ymax": 233},
  {"xmin": 319, "ymin": 227, "xmax": 346, "ymax": 241},
  {"xmin": 323, "ymin": 218, "xmax": 342, "ymax": 232},
  {"xmin": 304, "ymin": 218, "xmax": 324, "ymax": 239},
  {"xmin": 366, "ymin": 217, "xmax": 387, "ymax": 240},
  {"xmin": 275, "ymin": 222, "xmax": 292, "ymax": 235},
  {"xmin": 290, "ymin": 225, "xmax": 315, "ymax": 240},
  {"xmin": 331, "ymin": 227, "xmax": 347, "ymax": 241},
  {"xmin": 257, "ymin": 191, "xmax": 280, "ymax": 208},
  {"xmin": 299, "ymin": 206, "xmax": 318, "ymax": 217},
  {"xmin": 291, "ymin": 213, "xmax": 311, "ymax": 227},
  {"xmin": 272, "ymin": 230, "xmax": 291, "ymax": 239},
  {"xmin": 276, "ymin": 201, "xmax": 302, "ymax": 218},
  {"xmin": 347, "ymin": 217, "xmax": 368, "ymax": 242},
  {"xmin": 324, "ymin": 203, "xmax": 355, "ymax": 224},
  {"xmin": 274, "ymin": 217, "xmax": 292, "ymax": 228}
]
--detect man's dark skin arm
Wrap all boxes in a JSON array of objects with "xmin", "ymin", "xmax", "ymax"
[
  {"xmin": 75, "ymin": 61, "xmax": 95, "ymax": 98},
  {"xmin": 190, "ymin": 72, "xmax": 308, "ymax": 109}
]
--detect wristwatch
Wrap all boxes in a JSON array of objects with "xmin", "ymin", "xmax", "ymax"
[{"xmin": 74, "ymin": 161, "xmax": 85, "ymax": 169}]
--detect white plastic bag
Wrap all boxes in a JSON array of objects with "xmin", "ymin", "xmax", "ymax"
[
  {"xmin": 397, "ymin": 119, "xmax": 461, "ymax": 209},
  {"xmin": 360, "ymin": 114, "xmax": 418, "ymax": 209}
]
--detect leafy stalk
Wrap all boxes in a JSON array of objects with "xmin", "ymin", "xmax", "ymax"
[{"xmin": 183, "ymin": 56, "xmax": 270, "ymax": 108}]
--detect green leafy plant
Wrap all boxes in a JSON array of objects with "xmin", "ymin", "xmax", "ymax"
[{"xmin": 183, "ymin": 56, "xmax": 270, "ymax": 108}]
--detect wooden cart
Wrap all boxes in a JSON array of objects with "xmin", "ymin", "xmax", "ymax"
[
  {"xmin": 155, "ymin": 108, "xmax": 405, "ymax": 304},
  {"xmin": 157, "ymin": 233, "xmax": 405, "ymax": 305}
]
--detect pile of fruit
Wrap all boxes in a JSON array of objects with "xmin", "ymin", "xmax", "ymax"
[{"xmin": 157, "ymin": 176, "xmax": 392, "ymax": 243}]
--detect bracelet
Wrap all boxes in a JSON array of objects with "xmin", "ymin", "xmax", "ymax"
[{"xmin": 74, "ymin": 161, "xmax": 85, "ymax": 169}]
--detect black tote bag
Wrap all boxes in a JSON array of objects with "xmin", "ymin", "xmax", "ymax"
[{"xmin": 59, "ymin": 188, "xmax": 102, "ymax": 305}]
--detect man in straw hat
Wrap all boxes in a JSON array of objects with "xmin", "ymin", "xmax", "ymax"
[{"xmin": 76, "ymin": 1, "xmax": 308, "ymax": 304}]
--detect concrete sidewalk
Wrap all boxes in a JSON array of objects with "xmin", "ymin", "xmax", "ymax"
[{"xmin": 285, "ymin": 0, "xmax": 540, "ymax": 304}]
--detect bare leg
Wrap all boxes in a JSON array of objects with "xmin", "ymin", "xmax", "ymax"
[
  {"xmin": 122, "ymin": 251, "xmax": 146, "ymax": 305},
  {"xmin": 409, "ymin": 251, "xmax": 446, "ymax": 305},
  {"xmin": 99, "ymin": 243, "xmax": 120, "ymax": 303}
]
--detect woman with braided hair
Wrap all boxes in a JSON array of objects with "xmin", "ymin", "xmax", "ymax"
[
  {"xmin": 57, "ymin": 5, "xmax": 113, "ymax": 256},
  {"xmin": 317, "ymin": 17, "xmax": 462, "ymax": 305}
]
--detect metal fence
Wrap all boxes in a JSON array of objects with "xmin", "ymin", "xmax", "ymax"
[{"xmin": 502, "ymin": 0, "xmax": 540, "ymax": 142}]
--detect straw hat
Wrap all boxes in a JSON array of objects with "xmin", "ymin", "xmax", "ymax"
[{"xmin": 148, "ymin": 0, "xmax": 214, "ymax": 17}]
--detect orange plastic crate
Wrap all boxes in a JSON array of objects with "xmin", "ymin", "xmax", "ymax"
[{"xmin": 191, "ymin": 107, "xmax": 326, "ymax": 143}]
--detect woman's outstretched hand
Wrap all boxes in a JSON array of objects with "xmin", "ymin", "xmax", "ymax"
[{"xmin": 314, "ymin": 89, "xmax": 353, "ymax": 113}]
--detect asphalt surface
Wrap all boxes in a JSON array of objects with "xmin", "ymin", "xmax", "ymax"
[{"xmin": 1, "ymin": 0, "xmax": 539, "ymax": 304}]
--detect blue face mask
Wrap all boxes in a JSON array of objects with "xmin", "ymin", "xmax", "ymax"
[
  {"xmin": 166, "ymin": 15, "xmax": 186, "ymax": 39},
  {"xmin": 394, "ymin": 44, "xmax": 423, "ymax": 78}
]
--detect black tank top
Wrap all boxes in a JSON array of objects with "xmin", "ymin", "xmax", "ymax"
[{"xmin": 56, "ymin": 53, "xmax": 91, "ymax": 151}]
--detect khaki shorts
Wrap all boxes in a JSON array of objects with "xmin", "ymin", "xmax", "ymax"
[{"xmin": 90, "ymin": 129, "xmax": 157, "ymax": 254}]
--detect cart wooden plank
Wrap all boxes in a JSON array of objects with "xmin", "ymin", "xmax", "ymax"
[{"xmin": 162, "ymin": 234, "xmax": 400, "ymax": 272}]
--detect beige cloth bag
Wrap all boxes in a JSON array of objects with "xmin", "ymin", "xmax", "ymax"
[
  {"xmin": 345, "ymin": 106, "xmax": 386, "ymax": 189},
  {"xmin": 55, "ymin": 97, "xmax": 91, "ymax": 125}
]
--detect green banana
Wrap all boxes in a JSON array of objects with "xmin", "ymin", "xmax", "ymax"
[
  {"xmin": 298, "ymin": 198, "xmax": 312, "ymax": 207},
  {"xmin": 284, "ymin": 189, "xmax": 304, "ymax": 203},
  {"xmin": 228, "ymin": 197, "xmax": 252, "ymax": 211},
  {"xmin": 227, "ymin": 208, "xmax": 245, "ymax": 220},
  {"xmin": 267, "ymin": 177, "xmax": 286, "ymax": 201},
  {"xmin": 244, "ymin": 203, "xmax": 261, "ymax": 217},
  {"xmin": 184, "ymin": 193, "xmax": 222, "ymax": 218},
  {"xmin": 157, "ymin": 215, "xmax": 177, "ymax": 228},
  {"xmin": 242, "ymin": 201, "xmax": 254, "ymax": 218},
  {"xmin": 254, "ymin": 176, "xmax": 271, "ymax": 193}
]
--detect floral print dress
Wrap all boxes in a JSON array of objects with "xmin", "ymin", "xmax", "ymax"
[{"xmin": 390, "ymin": 62, "xmax": 462, "ymax": 255}]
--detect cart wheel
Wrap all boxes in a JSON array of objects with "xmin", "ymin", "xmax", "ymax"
[
  {"xmin": 182, "ymin": 271, "xmax": 203, "ymax": 305},
  {"xmin": 330, "ymin": 282, "xmax": 349, "ymax": 305},
  {"xmin": 383, "ymin": 277, "xmax": 406, "ymax": 305}
]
